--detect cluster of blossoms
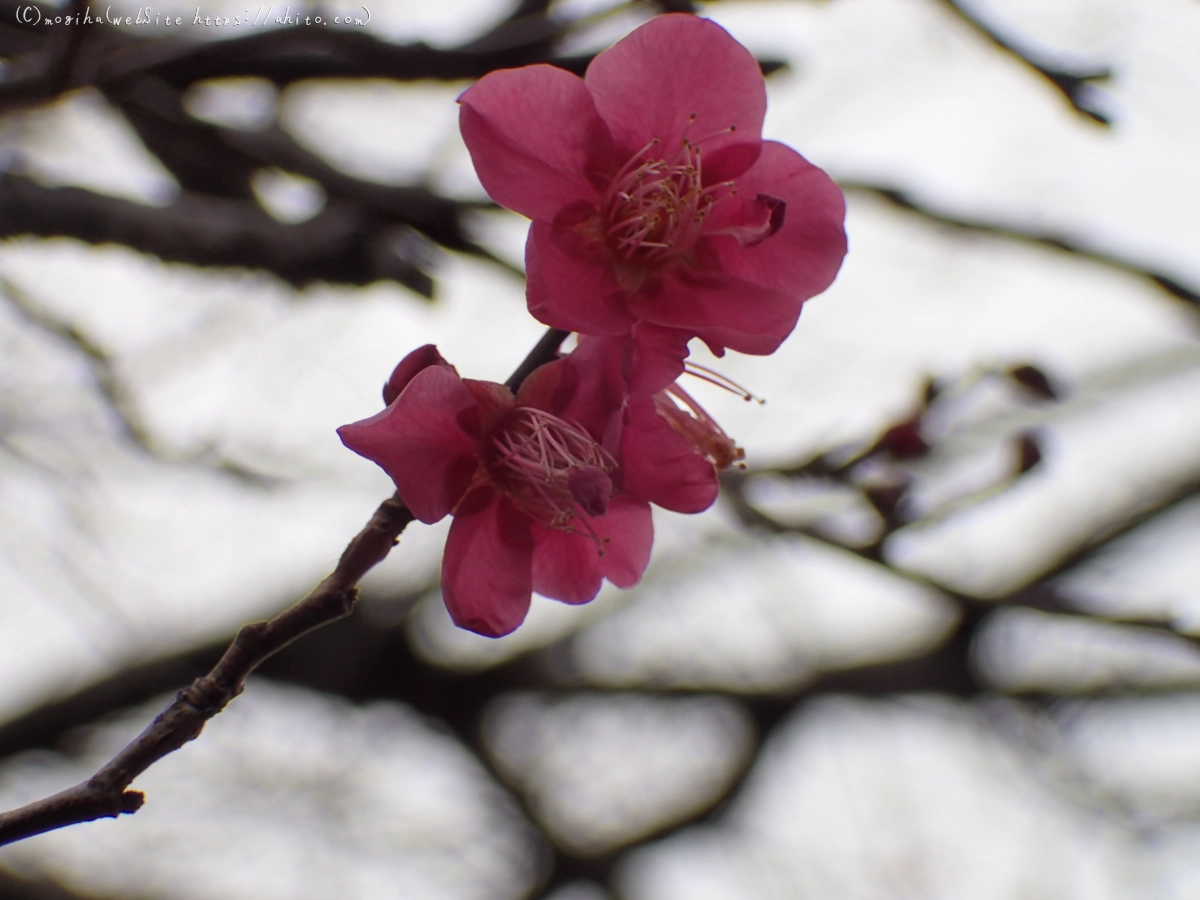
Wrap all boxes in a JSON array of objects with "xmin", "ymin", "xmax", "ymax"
[{"xmin": 339, "ymin": 14, "xmax": 847, "ymax": 637}]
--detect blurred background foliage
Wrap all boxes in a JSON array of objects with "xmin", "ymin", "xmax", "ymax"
[{"xmin": 1, "ymin": 0, "xmax": 1199, "ymax": 897}]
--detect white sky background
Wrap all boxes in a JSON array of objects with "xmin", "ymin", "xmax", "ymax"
[{"xmin": 1, "ymin": 0, "xmax": 1199, "ymax": 897}]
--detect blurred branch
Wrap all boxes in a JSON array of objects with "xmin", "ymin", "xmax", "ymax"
[
  {"xmin": 99, "ymin": 76, "xmax": 518, "ymax": 270},
  {"xmin": 0, "ymin": 326, "xmax": 568, "ymax": 847},
  {"xmin": 726, "ymin": 431, "xmax": 1200, "ymax": 646},
  {"xmin": 841, "ymin": 181, "xmax": 1200, "ymax": 314},
  {"xmin": 0, "ymin": 277, "xmax": 142, "ymax": 442},
  {"xmin": 0, "ymin": 0, "xmax": 782, "ymax": 100},
  {"xmin": 933, "ymin": 0, "xmax": 1112, "ymax": 124},
  {"xmin": 0, "ymin": 0, "xmax": 87, "ymax": 110},
  {"xmin": 0, "ymin": 869, "xmax": 106, "ymax": 900},
  {"xmin": 0, "ymin": 173, "xmax": 438, "ymax": 295}
]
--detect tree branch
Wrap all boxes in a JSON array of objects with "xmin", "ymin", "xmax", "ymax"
[
  {"xmin": 0, "ymin": 173, "xmax": 438, "ymax": 296},
  {"xmin": 933, "ymin": 0, "xmax": 1112, "ymax": 124},
  {"xmin": 0, "ymin": 492, "xmax": 413, "ymax": 847}
]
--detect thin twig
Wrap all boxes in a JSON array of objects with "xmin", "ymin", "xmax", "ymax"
[
  {"xmin": 0, "ymin": 493, "xmax": 413, "ymax": 846},
  {"xmin": 933, "ymin": 0, "xmax": 1113, "ymax": 124},
  {"xmin": 505, "ymin": 328, "xmax": 571, "ymax": 392}
]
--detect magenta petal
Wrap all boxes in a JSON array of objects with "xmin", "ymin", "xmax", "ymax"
[
  {"xmin": 585, "ymin": 15, "xmax": 766, "ymax": 160},
  {"xmin": 629, "ymin": 323, "xmax": 691, "ymax": 396},
  {"xmin": 630, "ymin": 268, "xmax": 802, "ymax": 358},
  {"xmin": 442, "ymin": 490, "xmax": 534, "ymax": 637},
  {"xmin": 711, "ymin": 141, "xmax": 847, "ymax": 299},
  {"xmin": 513, "ymin": 357, "xmax": 574, "ymax": 417},
  {"xmin": 459, "ymin": 65, "xmax": 612, "ymax": 222},
  {"xmin": 622, "ymin": 396, "xmax": 718, "ymax": 514},
  {"xmin": 591, "ymin": 495, "xmax": 653, "ymax": 588},
  {"xmin": 338, "ymin": 366, "xmax": 479, "ymax": 524},
  {"xmin": 530, "ymin": 521, "xmax": 604, "ymax": 605},
  {"xmin": 559, "ymin": 336, "xmax": 629, "ymax": 442},
  {"xmin": 527, "ymin": 220, "xmax": 635, "ymax": 336},
  {"xmin": 704, "ymin": 192, "xmax": 785, "ymax": 248}
]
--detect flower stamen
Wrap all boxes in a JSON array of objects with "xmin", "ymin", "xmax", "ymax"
[
  {"xmin": 603, "ymin": 129, "xmax": 737, "ymax": 264},
  {"xmin": 655, "ymin": 382, "xmax": 746, "ymax": 471},
  {"xmin": 489, "ymin": 407, "xmax": 618, "ymax": 528},
  {"xmin": 683, "ymin": 361, "xmax": 765, "ymax": 404}
]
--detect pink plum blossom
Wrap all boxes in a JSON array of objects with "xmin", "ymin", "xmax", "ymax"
[
  {"xmin": 459, "ymin": 13, "xmax": 848, "ymax": 392},
  {"xmin": 338, "ymin": 346, "xmax": 652, "ymax": 638}
]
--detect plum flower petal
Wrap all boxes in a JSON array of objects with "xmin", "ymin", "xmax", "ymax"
[
  {"xmin": 590, "ymin": 494, "xmax": 654, "ymax": 587},
  {"xmin": 706, "ymin": 141, "xmax": 848, "ymax": 300},
  {"xmin": 526, "ymin": 219, "xmax": 635, "ymax": 336},
  {"xmin": 584, "ymin": 14, "xmax": 766, "ymax": 162},
  {"xmin": 559, "ymin": 336, "xmax": 741, "ymax": 515},
  {"xmin": 530, "ymin": 517, "xmax": 605, "ymax": 604},
  {"xmin": 622, "ymin": 394, "xmax": 720, "ymax": 514},
  {"xmin": 338, "ymin": 364, "xmax": 479, "ymax": 525},
  {"xmin": 630, "ymin": 268, "xmax": 804, "ymax": 358},
  {"xmin": 530, "ymin": 494, "xmax": 653, "ymax": 602},
  {"xmin": 459, "ymin": 65, "xmax": 613, "ymax": 222},
  {"xmin": 442, "ymin": 488, "xmax": 534, "ymax": 637}
]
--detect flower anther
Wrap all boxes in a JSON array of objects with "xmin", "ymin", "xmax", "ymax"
[
  {"xmin": 653, "ymin": 382, "xmax": 745, "ymax": 472},
  {"xmin": 604, "ymin": 126, "xmax": 737, "ymax": 266},
  {"xmin": 487, "ymin": 406, "xmax": 617, "ymax": 524}
]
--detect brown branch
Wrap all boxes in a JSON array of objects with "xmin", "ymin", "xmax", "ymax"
[
  {"xmin": 505, "ymin": 328, "xmax": 571, "ymax": 391},
  {"xmin": 0, "ymin": 868, "xmax": 106, "ymax": 900},
  {"xmin": 98, "ymin": 75, "xmax": 515, "ymax": 267},
  {"xmin": 933, "ymin": 0, "xmax": 1112, "ymax": 124},
  {"xmin": 0, "ymin": 0, "xmax": 89, "ymax": 111},
  {"xmin": 0, "ymin": 173, "xmax": 437, "ymax": 296},
  {"xmin": 0, "ymin": 492, "xmax": 414, "ymax": 847},
  {"xmin": 0, "ymin": 326, "xmax": 568, "ymax": 847}
]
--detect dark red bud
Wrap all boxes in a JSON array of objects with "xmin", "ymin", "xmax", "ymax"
[{"xmin": 383, "ymin": 344, "xmax": 454, "ymax": 406}]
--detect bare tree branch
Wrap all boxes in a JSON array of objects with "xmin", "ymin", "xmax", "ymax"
[
  {"xmin": 0, "ymin": 868, "xmax": 110, "ymax": 900},
  {"xmin": 0, "ymin": 173, "xmax": 439, "ymax": 296},
  {"xmin": 0, "ymin": 492, "xmax": 414, "ymax": 846},
  {"xmin": 933, "ymin": 0, "xmax": 1113, "ymax": 124}
]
